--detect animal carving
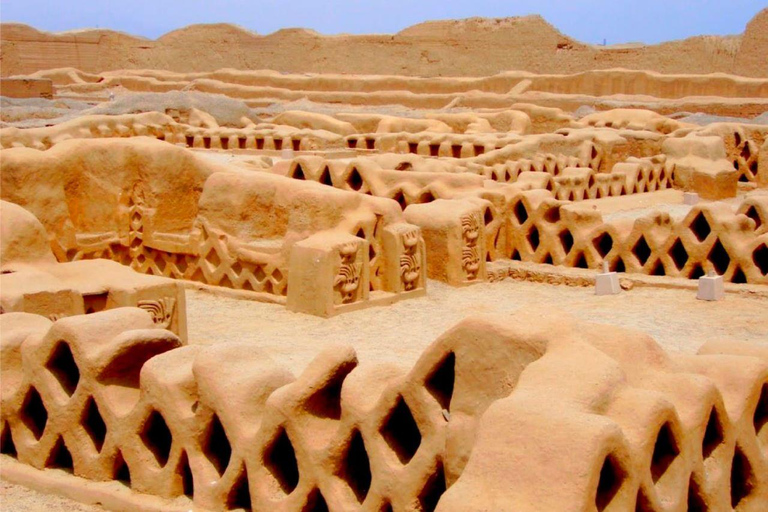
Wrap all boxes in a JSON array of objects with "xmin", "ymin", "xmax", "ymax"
[
  {"xmin": 137, "ymin": 297, "xmax": 176, "ymax": 329},
  {"xmin": 334, "ymin": 242, "xmax": 362, "ymax": 303},
  {"xmin": 461, "ymin": 213, "xmax": 481, "ymax": 280},
  {"xmin": 399, "ymin": 229, "xmax": 422, "ymax": 290}
]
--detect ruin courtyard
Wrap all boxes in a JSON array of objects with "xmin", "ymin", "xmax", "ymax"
[{"xmin": 0, "ymin": 6, "xmax": 767, "ymax": 512}]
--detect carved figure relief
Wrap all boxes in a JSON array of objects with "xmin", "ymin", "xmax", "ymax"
[
  {"xmin": 399, "ymin": 228, "xmax": 422, "ymax": 291},
  {"xmin": 461, "ymin": 212, "xmax": 481, "ymax": 280},
  {"xmin": 137, "ymin": 297, "xmax": 176, "ymax": 329},
  {"xmin": 334, "ymin": 242, "xmax": 362, "ymax": 304}
]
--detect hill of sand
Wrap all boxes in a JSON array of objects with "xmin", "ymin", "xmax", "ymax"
[{"xmin": 1, "ymin": 9, "xmax": 766, "ymax": 78}]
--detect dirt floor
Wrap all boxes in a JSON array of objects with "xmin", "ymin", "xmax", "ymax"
[{"xmin": 2, "ymin": 277, "xmax": 767, "ymax": 510}]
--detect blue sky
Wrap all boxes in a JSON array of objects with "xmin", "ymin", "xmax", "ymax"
[{"xmin": 1, "ymin": 1, "xmax": 765, "ymax": 45}]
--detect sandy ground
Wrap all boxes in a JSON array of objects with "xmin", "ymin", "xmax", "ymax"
[
  {"xmin": 3, "ymin": 277, "xmax": 767, "ymax": 510},
  {"xmin": 183, "ymin": 279, "xmax": 768, "ymax": 376},
  {"xmin": 0, "ymin": 479, "xmax": 101, "ymax": 511}
]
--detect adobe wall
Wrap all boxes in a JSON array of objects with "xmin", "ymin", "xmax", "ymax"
[
  {"xmin": 2, "ymin": 9, "xmax": 767, "ymax": 78},
  {"xmin": 0, "ymin": 78, "xmax": 53, "ymax": 99},
  {"xmin": 1, "ymin": 310, "xmax": 766, "ymax": 510}
]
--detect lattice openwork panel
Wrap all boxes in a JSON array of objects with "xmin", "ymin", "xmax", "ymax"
[
  {"xmin": 503, "ymin": 191, "xmax": 768, "ymax": 284},
  {"xmin": 3, "ymin": 310, "xmax": 767, "ymax": 511}
]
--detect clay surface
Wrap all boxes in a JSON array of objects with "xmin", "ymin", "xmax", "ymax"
[{"xmin": 1, "ymin": 8, "xmax": 768, "ymax": 512}]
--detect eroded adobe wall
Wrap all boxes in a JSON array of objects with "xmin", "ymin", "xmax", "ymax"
[
  {"xmin": 1, "ymin": 310, "xmax": 766, "ymax": 511},
  {"xmin": 2, "ymin": 11, "xmax": 767, "ymax": 77},
  {"xmin": 0, "ymin": 138, "xmax": 423, "ymax": 303}
]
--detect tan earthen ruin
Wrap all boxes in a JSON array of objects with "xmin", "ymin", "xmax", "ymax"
[{"xmin": 1, "ymin": 8, "xmax": 767, "ymax": 512}]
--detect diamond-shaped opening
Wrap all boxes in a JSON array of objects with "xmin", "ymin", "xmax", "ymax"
[
  {"xmin": 484, "ymin": 208, "xmax": 494, "ymax": 226},
  {"xmin": 379, "ymin": 503, "xmax": 394, "ymax": 512},
  {"xmin": 543, "ymin": 253, "xmax": 553, "ymax": 265},
  {"xmin": 574, "ymin": 252, "xmax": 588, "ymax": 269},
  {"xmin": 272, "ymin": 268, "xmax": 284, "ymax": 282},
  {"xmin": 203, "ymin": 414, "xmax": 231, "ymax": 477},
  {"xmin": 302, "ymin": 488, "xmax": 329, "ymax": 512},
  {"xmin": 219, "ymin": 274, "xmax": 234, "ymax": 289},
  {"xmin": 20, "ymin": 387, "xmax": 47, "ymax": 440},
  {"xmin": 178, "ymin": 451, "xmax": 194, "ymax": 497},
  {"xmin": 227, "ymin": 465, "xmax": 251, "ymax": 511},
  {"xmin": 141, "ymin": 410, "xmax": 172, "ymax": 467},
  {"xmin": 595, "ymin": 453, "xmax": 626, "ymax": 512},
  {"xmin": 380, "ymin": 396, "xmax": 421, "ymax": 465},
  {"xmin": 544, "ymin": 207, "xmax": 561, "ymax": 223},
  {"xmin": 732, "ymin": 267, "xmax": 747, "ymax": 284},
  {"xmin": 336, "ymin": 429, "xmax": 372, "ymax": 503},
  {"xmin": 707, "ymin": 239, "xmax": 730, "ymax": 275},
  {"xmin": 741, "ymin": 142, "xmax": 752, "ymax": 160},
  {"xmin": 205, "ymin": 248, "xmax": 221, "ymax": 268},
  {"xmin": 753, "ymin": 244, "xmax": 768, "ymax": 276},
  {"xmin": 651, "ymin": 423, "xmax": 679, "ymax": 484},
  {"xmin": 754, "ymin": 384, "xmax": 768, "ymax": 446},
  {"xmin": 593, "ymin": 232, "xmax": 613, "ymax": 258},
  {"xmin": 304, "ymin": 360, "xmax": 357, "ymax": 420},
  {"xmin": 81, "ymin": 397, "xmax": 107, "ymax": 452},
  {"xmin": 632, "ymin": 236, "xmax": 652, "ymax": 266},
  {"xmin": 651, "ymin": 260, "xmax": 666, "ymax": 276},
  {"xmin": 559, "ymin": 230, "xmax": 574, "ymax": 254},
  {"xmin": 45, "ymin": 341, "xmax": 80, "ymax": 397},
  {"xmin": 425, "ymin": 352, "xmax": 455, "ymax": 412},
  {"xmin": 731, "ymin": 446, "xmax": 756, "ymax": 508},
  {"xmin": 689, "ymin": 212, "xmax": 711, "ymax": 242},
  {"xmin": 347, "ymin": 167, "xmax": 364, "ymax": 191},
  {"xmin": 156, "ymin": 256, "xmax": 167, "ymax": 273},
  {"xmin": 510, "ymin": 248, "xmax": 521, "ymax": 261},
  {"xmin": 291, "ymin": 165, "xmax": 306, "ymax": 180},
  {"xmin": 513, "ymin": 201, "xmax": 528, "ymax": 224},
  {"xmin": 689, "ymin": 263, "xmax": 705, "ymax": 280},
  {"xmin": 113, "ymin": 450, "xmax": 131, "ymax": 487},
  {"xmin": 318, "ymin": 166, "xmax": 333, "ymax": 186},
  {"xmin": 687, "ymin": 476, "xmax": 707, "ymax": 512},
  {"xmin": 392, "ymin": 190, "xmax": 407, "ymax": 210},
  {"xmin": 46, "ymin": 436, "xmax": 73, "ymax": 472},
  {"xmin": 263, "ymin": 427, "xmax": 299, "ymax": 496},
  {"xmin": 610, "ymin": 257, "xmax": 626, "ymax": 273},
  {"xmin": 231, "ymin": 260, "xmax": 243, "ymax": 277},
  {"xmin": 190, "ymin": 269, "xmax": 206, "ymax": 284},
  {"xmin": 254, "ymin": 265, "xmax": 267, "ymax": 281},
  {"xmin": 1, "ymin": 422, "xmax": 17, "ymax": 457},
  {"xmin": 527, "ymin": 226, "xmax": 540, "ymax": 252},
  {"xmin": 669, "ymin": 239, "xmax": 689, "ymax": 271},
  {"xmin": 417, "ymin": 191, "xmax": 436, "ymax": 204},
  {"xmin": 418, "ymin": 461, "xmax": 446, "ymax": 512},
  {"xmin": 702, "ymin": 408, "xmax": 724, "ymax": 459},
  {"xmin": 84, "ymin": 292, "xmax": 109, "ymax": 314}
]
